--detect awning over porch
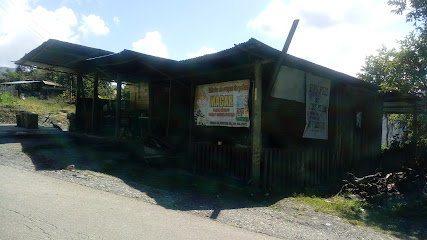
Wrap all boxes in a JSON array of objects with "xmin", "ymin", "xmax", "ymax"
[
  {"xmin": 15, "ymin": 39, "xmax": 114, "ymax": 77},
  {"xmin": 84, "ymin": 49, "xmax": 181, "ymax": 82},
  {"xmin": 383, "ymin": 91, "xmax": 426, "ymax": 114},
  {"xmin": 14, "ymin": 38, "xmax": 380, "ymax": 92}
]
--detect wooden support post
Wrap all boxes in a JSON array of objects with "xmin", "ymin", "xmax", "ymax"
[
  {"xmin": 115, "ymin": 75, "xmax": 123, "ymax": 138},
  {"xmin": 189, "ymin": 80, "xmax": 195, "ymax": 172},
  {"xmin": 76, "ymin": 74, "xmax": 83, "ymax": 130},
  {"xmin": 251, "ymin": 62, "xmax": 262, "ymax": 187},
  {"xmin": 148, "ymin": 81, "xmax": 153, "ymax": 133},
  {"xmin": 70, "ymin": 78, "xmax": 73, "ymax": 103},
  {"xmin": 92, "ymin": 73, "xmax": 99, "ymax": 132},
  {"xmin": 413, "ymin": 106, "xmax": 419, "ymax": 155},
  {"xmin": 166, "ymin": 79, "xmax": 172, "ymax": 137}
]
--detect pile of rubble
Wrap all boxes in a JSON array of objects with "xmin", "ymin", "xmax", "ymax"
[{"xmin": 337, "ymin": 168, "xmax": 427, "ymax": 204}]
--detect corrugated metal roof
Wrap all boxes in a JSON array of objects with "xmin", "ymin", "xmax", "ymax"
[
  {"xmin": 1, "ymin": 80, "xmax": 63, "ymax": 87},
  {"xmin": 14, "ymin": 38, "xmax": 378, "ymax": 90},
  {"xmin": 86, "ymin": 49, "xmax": 181, "ymax": 82},
  {"xmin": 0, "ymin": 80, "xmax": 40, "ymax": 85},
  {"xmin": 15, "ymin": 39, "xmax": 113, "ymax": 76}
]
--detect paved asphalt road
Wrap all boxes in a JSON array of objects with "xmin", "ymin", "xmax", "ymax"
[{"xmin": 0, "ymin": 165, "xmax": 275, "ymax": 240}]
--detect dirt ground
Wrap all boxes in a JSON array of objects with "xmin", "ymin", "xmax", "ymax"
[{"xmin": 0, "ymin": 129, "xmax": 417, "ymax": 239}]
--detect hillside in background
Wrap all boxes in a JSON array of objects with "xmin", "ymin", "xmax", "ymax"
[
  {"xmin": 0, "ymin": 66, "xmax": 16, "ymax": 80},
  {"xmin": 0, "ymin": 66, "xmax": 15, "ymax": 73},
  {"xmin": 0, "ymin": 93, "xmax": 74, "ymax": 130}
]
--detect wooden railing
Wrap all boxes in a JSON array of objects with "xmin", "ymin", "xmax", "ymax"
[
  {"xmin": 193, "ymin": 144, "xmax": 336, "ymax": 190},
  {"xmin": 193, "ymin": 143, "xmax": 251, "ymax": 182},
  {"xmin": 262, "ymin": 147, "xmax": 332, "ymax": 190}
]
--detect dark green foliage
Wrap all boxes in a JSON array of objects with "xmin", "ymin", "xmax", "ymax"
[
  {"xmin": 389, "ymin": 0, "xmax": 427, "ymax": 27},
  {"xmin": 358, "ymin": 0, "xmax": 427, "ymax": 146},
  {"xmin": 357, "ymin": 30, "xmax": 427, "ymax": 94},
  {"xmin": 1, "ymin": 68, "xmax": 115, "ymax": 100}
]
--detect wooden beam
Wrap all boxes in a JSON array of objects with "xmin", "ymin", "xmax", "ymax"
[
  {"xmin": 70, "ymin": 77, "xmax": 73, "ymax": 103},
  {"xmin": 148, "ymin": 81, "xmax": 153, "ymax": 133},
  {"xmin": 115, "ymin": 74, "xmax": 123, "ymax": 138},
  {"xmin": 91, "ymin": 73, "xmax": 99, "ymax": 132},
  {"xmin": 79, "ymin": 76, "xmax": 87, "ymax": 114},
  {"xmin": 265, "ymin": 19, "xmax": 299, "ymax": 102},
  {"xmin": 76, "ymin": 74, "xmax": 83, "ymax": 130},
  {"xmin": 251, "ymin": 62, "xmax": 262, "ymax": 187},
  {"xmin": 166, "ymin": 79, "xmax": 172, "ymax": 137},
  {"xmin": 189, "ymin": 80, "xmax": 195, "ymax": 173}
]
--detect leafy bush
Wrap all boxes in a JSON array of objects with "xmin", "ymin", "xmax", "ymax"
[{"xmin": 0, "ymin": 93, "xmax": 18, "ymax": 107}]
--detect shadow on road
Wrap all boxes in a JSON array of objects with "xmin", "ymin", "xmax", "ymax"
[
  {"xmin": 0, "ymin": 125, "xmax": 425, "ymax": 239},
  {"xmin": 0, "ymin": 128, "xmax": 277, "ymax": 220}
]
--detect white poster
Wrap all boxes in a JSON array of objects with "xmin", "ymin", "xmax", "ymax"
[
  {"xmin": 303, "ymin": 74, "xmax": 331, "ymax": 140},
  {"xmin": 194, "ymin": 80, "xmax": 250, "ymax": 127}
]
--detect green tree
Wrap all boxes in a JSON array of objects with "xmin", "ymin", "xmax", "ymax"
[
  {"xmin": 1, "ymin": 67, "xmax": 114, "ymax": 100},
  {"xmin": 358, "ymin": 0, "xmax": 427, "ymax": 145},
  {"xmin": 358, "ymin": 34, "xmax": 426, "ymax": 94},
  {"xmin": 359, "ymin": 0, "xmax": 427, "ymax": 94},
  {"xmin": 0, "ymin": 66, "xmax": 30, "ymax": 82},
  {"xmin": 388, "ymin": 0, "xmax": 427, "ymax": 27}
]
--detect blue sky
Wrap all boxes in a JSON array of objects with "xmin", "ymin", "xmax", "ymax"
[{"xmin": 0, "ymin": 0, "xmax": 414, "ymax": 76}]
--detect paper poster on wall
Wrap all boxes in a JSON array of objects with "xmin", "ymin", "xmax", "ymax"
[
  {"xmin": 303, "ymin": 74, "xmax": 331, "ymax": 140},
  {"xmin": 129, "ymin": 82, "xmax": 149, "ymax": 110},
  {"xmin": 194, "ymin": 80, "xmax": 250, "ymax": 127}
]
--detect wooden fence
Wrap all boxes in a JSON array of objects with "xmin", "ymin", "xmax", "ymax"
[
  {"xmin": 192, "ymin": 144, "xmax": 348, "ymax": 190},
  {"xmin": 193, "ymin": 143, "xmax": 251, "ymax": 182},
  {"xmin": 262, "ymin": 147, "xmax": 332, "ymax": 190}
]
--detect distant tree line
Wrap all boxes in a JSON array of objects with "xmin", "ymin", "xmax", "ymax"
[{"xmin": 0, "ymin": 66, "xmax": 115, "ymax": 101}]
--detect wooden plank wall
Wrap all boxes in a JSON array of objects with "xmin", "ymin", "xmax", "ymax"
[
  {"xmin": 262, "ymin": 147, "xmax": 331, "ymax": 191},
  {"xmin": 193, "ymin": 143, "xmax": 251, "ymax": 182}
]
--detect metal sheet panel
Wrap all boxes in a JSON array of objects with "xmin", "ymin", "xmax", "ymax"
[{"xmin": 271, "ymin": 66, "xmax": 305, "ymax": 103}]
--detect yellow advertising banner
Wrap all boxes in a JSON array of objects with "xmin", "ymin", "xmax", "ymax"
[
  {"xmin": 194, "ymin": 80, "xmax": 250, "ymax": 127},
  {"xmin": 129, "ymin": 82, "xmax": 149, "ymax": 110}
]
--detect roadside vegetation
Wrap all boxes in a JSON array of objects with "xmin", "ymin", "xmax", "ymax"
[
  {"xmin": 285, "ymin": 193, "xmax": 425, "ymax": 238},
  {"xmin": 0, "ymin": 93, "xmax": 74, "ymax": 129},
  {"xmin": 323, "ymin": 1, "xmax": 426, "ymax": 237}
]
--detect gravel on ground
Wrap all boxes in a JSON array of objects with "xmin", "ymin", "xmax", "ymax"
[{"xmin": 0, "ymin": 134, "xmax": 401, "ymax": 240}]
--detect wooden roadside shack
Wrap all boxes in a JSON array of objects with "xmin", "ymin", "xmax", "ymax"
[
  {"xmin": 16, "ymin": 38, "xmax": 383, "ymax": 191},
  {"xmin": 177, "ymin": 38, "xmax": 382, "ymax": 190}
]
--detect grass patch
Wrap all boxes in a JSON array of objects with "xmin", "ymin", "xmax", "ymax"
[
  {"xmin": 0, "ymin": 92, "xmax": 18, "ymax": 107},
  {"xmin": 287, "ymin": 194, "xmax": 426, "ymax": 239},
  {"xmin": 0, "ymin": 93, "xmax": 74, "ymax": 126},
  {"xmin": 290, "ymin": 195, "xmax": 367, "ymax": 219},
  {"xmin": 17, "ymin": 96, "xmax": 74, "ymax": 114},
  {"xmin": 0, "ymin": 93, "xmax": 74, "ymax": 114}
]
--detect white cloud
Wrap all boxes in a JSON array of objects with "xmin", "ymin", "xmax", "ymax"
[
  {"xmin": 187, "ymin": 46, "xmax": 217, "ymax": 59},
  {"xmin": 31, "ymin": 6, "xmax": 78, "ymax": 41},
  {"xmin": 78, "ymin": 14, "xmax": 109, "ymax": 36},
  {"xmin": 0, "ymin": 0, "xmax": 79, "ymax": 67},
  {"xmin": 132, "ymin": 31, "xmax": 169, "ymax": 58},
  {"xmin": 113, "ymin": 16, "xmax": 120, "ymax": 25},
  {"xmin": 247, "ymin": 0, "xmax": 409, "ymax": 76}
]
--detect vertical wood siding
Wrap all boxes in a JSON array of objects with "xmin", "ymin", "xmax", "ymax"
[
  {"xmin": 193, "ymin": 143, "xmax": 252, "ymax": 182},
  {"xmin": 262, "ymin": 147, "xmax": 331, "ymax": 190}
]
